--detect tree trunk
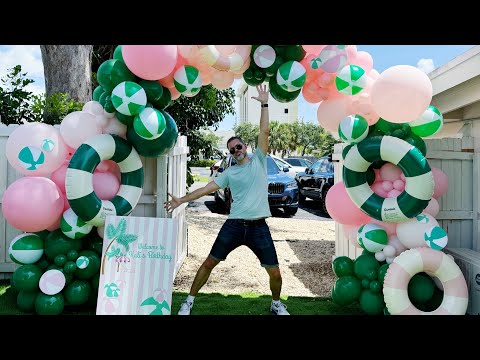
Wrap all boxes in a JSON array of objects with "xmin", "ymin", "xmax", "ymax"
[{"xmin": 40, "ymin": 45, "xmax": 93, "ymax": 103}]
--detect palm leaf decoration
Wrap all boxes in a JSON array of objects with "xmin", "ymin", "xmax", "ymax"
[
  {"xmin": 116, "ymin": 234, "xmax": 137, "ymax": 252},
  {"xmin": 106, "ymin": 218, "xmax": 128, "ymax": 240}
]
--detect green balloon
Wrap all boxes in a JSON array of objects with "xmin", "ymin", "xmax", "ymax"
[
  {"xmin": 374, "ymin": 118, "xmax": 403, "ymax": 135},
  {"xmin": 342, "ymin": 144, "xmax": 354, "ymax": 160},
  {"xmin": 354, "ymin": 254, "xmax": 380, "ymax": 280},
  {"xmin": 332, "ymin": 275, "xmax": 362, "ymax": 306},
  {"xmin": 63, "ymin": 280, "xmax": 91, "ymax": 306},
  {"xmin": 66, "ymin": 249, "xmax": 79, "ymax": 261},
  {"xmin": 44, "ymin": 229, "xmax": 82, "ymax": 262},
  {"xmin": 403, "ymin": 133, "xmax": 427, "ymax": 157},
  {"xmin": 104, "ymin": 96, "xmax": 116, "ymax": 114},
  {"xmin": 127, "ymin": 110, "xmax": 178, "ymax": 158},
  {"xmin": 332, "ymin": 256, "xmax": 354, "ymax": 277},
  {"xmin": 113, "ymin": 45, "xmax": 124, "ymax": 61},
  {"xmin": 47, "ymin": 264, "xmax": 74, "ymax": 284},
  {"xmin": 377, "ymin": 263, "xmax": 390, "ymax": 285},
  {"xmin": 97, "ymin": 59, "xmax": 136, "ymax": 92},
  {"xmin": 17, "ymin": 290, "xmax": 39, "ymax": 312},
  {"xmin": 243, "ymin": 69, "xmax": 264, "ymax": 86},
  {"xmin": 75, "ymin": 250, "xmax": 100, "ymax": 280},
  {"xmin": 153, "ymin": 86, "xmax": 172, "ymax": 110},
  {"xmin": 33, "ymin": 229, "xmax": 50, "ymax": 240},
  {"xmin": 93, "ymin": 86, "xmax": 105, "ymax": 102},
  {"xmin": 12, "ymin": 264, "xmax": 42, "ymax": 292},
  {"xmin": 243, "ymin": 67, "xmax": 254, "ymax": 80},
  {"xmin": 139, "ymin": 80, "xmax": 164, "ymax": 103},
  {"xmin": 98, "ymin": 91, "xmax": 109, "ymax": 107},
  {"xmin": 115, "ymin": 112, "xmax": 134, "ymax": 126},
  {"xmin": 34, "ymin": 255, "xmax": 51, "ymax": 272},
  {"xmin": 54, "ymin": 254, "xmax": 67, "ymax": 267},
  {"xmin": 370, "ymin": 160, "xmax": 386, "ymax": 169},
  {"xmin": 63, "ymin": 261, "xmax": 77, "ymax": 274},
  {"xmin": 253, "ymin": 68, "xmax": 266, "ymax": 82},
  {"xmin": 361, "ymin": 278, "xmax": 370, "ymax": 289},
  {"xmin": 269, "ymin": 75, "xmax": 301, "ymax": 103},
  {"xmin": 83, "ymin": 233, "xmax": 104, "ymax": 256},
  {"xmin": 283, "ymin": 45, "xmax": 306, "ymax": 62},
  {"xmin": 408, "ymin": 273, "xmax": 435, "ymax": 304},
  {"xmin": 424, "ymin": 286, "xmax": 444, "ymax": 312},
  {"xmin": 359, "ymin": 289, "xmax": 385, "ymax": 315},
  {"xmin": 369, "ymin": 280, "xmax": 381, "ymax": 293},
  {"xmin": 35, "ymin": 293, "xmax": 64, "ymax": 315},
  {"xmin": 265, "ymin": 56, "xmax": 284, "ymax": 77},
  {"xmin": 91, "ymin": 275, "xmax": 100, "ymax": 291}
]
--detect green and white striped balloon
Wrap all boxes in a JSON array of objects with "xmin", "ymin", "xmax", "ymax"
[
  {"xmin": 18, "ymin": 146, "xmax": 45, "ymax": 171},
  {"xmin": 357, "ymin": 223, "xmax": 388, "ymax": 253},
  {"xmin": 60, "ymin": 208, "xmax": 93, "ymax": 239},
  {"xmin": 424, "ymin": 226, "xmax": 448, "ymax": 250},
  {"xmin": 338, "ymin": 114, "xmax": 369, "ymax": 144},
  {"xmin": 9, "ymin": 233, "xmax": 44, "ymax": 265},
  {"xmin": 133, "ymin": 107, "xmax": 166, "ymax": 140},
  {"xmin": 409, "ymin": 105, "xmax": 443, "ymax": 138},
  {"xmin": 335, "ymin": 65, "xmax": 367, "ymax": 95},
  {"xmin": 174, "ymin": 65, "xmax": 202, "ymax": 97},
  {"xmin": 276, "ymin": 61, "xmax": 306, "ymax": 92},
  {"xmin": 111, "ymin": 81, "xmax": 147, "ymax": 116}
]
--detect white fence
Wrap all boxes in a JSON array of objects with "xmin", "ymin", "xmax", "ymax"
[
  {"xmin": 334, "ymin": 136, "xmax": 478, "ymax": 259},
  {"xmin": 0, "ymin": 124, "xmax": 189, "ymax": 279}
]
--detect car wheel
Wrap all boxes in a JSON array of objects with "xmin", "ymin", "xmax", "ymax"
[
  {"xmin": 321, "ymin": 188, "xmax": 330, "ymax": 216},
  {"xmin": 284, "ymin": 207, "xmax": 298, "ymax": 216}
]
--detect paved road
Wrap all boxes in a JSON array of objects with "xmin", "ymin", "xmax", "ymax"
[{"xmin": 187, "ymin": 177, "xmax": 332, "ymax": 221}]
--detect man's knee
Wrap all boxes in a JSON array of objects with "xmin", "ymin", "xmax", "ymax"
[
  {"xmin": 203, "ymin": 256, "xmax": 220, "ymax": 270},
  {"xmin": 266, "ymin": 266, "xmax": 281, "ymax": 281}
]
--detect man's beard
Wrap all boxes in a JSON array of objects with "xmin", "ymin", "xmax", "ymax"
[{"xmin": 235, "ymin": 151, "xmax": 246, "ymax": 161}]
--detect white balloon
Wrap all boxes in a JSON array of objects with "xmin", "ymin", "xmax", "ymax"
[
  {"xmin": 60, "ymin": 111, "xmax": 101, "ymax": 149},
  {"xmin": 97, "ymin": 226, "xmax": 105, "ymax": 239},
  {"xmin": 386, "ymin": 256, "xmax": 395, "ymax": 264},
  {"xmin": 383, "ymin": 245, "xmax": 396, "ymax": 258},
  {"xmin": 83, "ymin": 100, "xmax": 105, "ymax": 116},
  {"xmin": 375, "ymin": 251, "xmax": 386, "ymax": 262}
]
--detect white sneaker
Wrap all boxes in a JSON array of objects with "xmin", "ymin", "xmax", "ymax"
[
  {"xmin": 271, "ymin": 301, "xmax": 289, "ymax": 315},
  {"xmin": 178, "ymin": 301, "xmax": 193, "ymax": 315}
]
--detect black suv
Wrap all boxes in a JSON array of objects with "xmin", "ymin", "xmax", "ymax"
[{"xmin": 295, "ymin": 155, "xmax": 334, "ymax": 214}]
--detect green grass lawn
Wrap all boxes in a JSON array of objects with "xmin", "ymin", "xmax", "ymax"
[
  {"xmin": 0, "ymin": 280, "xmax": 363, "ymax": 315},
  {"xmin": 194, "ymin": 175, "xmax": 210, "ymax": 183}
]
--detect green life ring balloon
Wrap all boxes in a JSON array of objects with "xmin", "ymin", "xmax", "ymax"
[
  {"xmin": 65, "ymin": 134, "xmax": 144, "ymax": 227},
  {"xmin": 342, "ymin": 136, "xmax": 433, "ymax": 222}
]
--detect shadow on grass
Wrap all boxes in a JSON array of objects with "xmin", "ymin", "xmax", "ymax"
[{"xmin": 0, "ymin": 280, "xmax": 362, "ymax": 315}]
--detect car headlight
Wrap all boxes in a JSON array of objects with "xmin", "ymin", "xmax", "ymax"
[{"xmin": 286, "ymin": 181, "xmax": 297, "ymax": 189}]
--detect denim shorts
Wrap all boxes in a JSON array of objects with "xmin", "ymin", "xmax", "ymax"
[{"xmin": 209, "ymin": 219, "xmax": 279, "ymax": 268}]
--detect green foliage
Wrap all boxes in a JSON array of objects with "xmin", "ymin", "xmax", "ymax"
[
  {"xmin": 0, "ymin": 65, "xmax": 36, "ymax": 125},
  {"xmin": 233, "ymin": 122, "xmax": 260, "ymax": 150},
  {"xmin": 188, "ymin": 159, "xmax": 216, "ymax": 167},
  {"xmin": 33, "ymin": 92, "xmax": 84, "ymax": 125}
]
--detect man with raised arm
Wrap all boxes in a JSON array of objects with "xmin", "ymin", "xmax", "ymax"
[{"xmin": 164, "ymin": 84, "xmax": 289, "ymax": 315}]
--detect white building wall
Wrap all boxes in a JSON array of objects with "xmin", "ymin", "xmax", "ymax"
[{"xmin": 236, "ymin": 79, "xmax": 299, "ymax": 126}]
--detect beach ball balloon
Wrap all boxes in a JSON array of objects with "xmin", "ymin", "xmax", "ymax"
[
  {"xmin": 9, "ymin": 233, "xmax": 44, "ymax": 265},
  {"xmin": 313, "ymin": 45, "xmax": 348, "ymax": 73},
  {"xmin": 254, "ymin": 45, "xmax": 276, "ymax": 68},
  {"xmin": 408, "ymin": 105, "xmax": 443, "ymax": 138},
  {"xmin": 39, "ymin": 269, "xmax": 66, "ymax": 295},
  {"xmin": 173, "ymin": 65, "xmax": 202, "ymax": 97},
  {"xmin": 41, "ymin": 138, "xmax": 56, "ymax": 152},
  {"xmin": 18, "ymin": 146, "xmax": 45, "ymax": 171},
  {"xmin": 338, "ymin": 114, "xmax": 369, "ymax": 144},
  {"xmin": 133, "ymin": 107, "xmax": 166, "ymax": 140},
  {"xmin": 336, "ymin": 65, "xmax": 367, "ymax": 95},
  {"xmin": 76, "ymin": 256, "xmax": 90, "ymax": 269},
  {"xmin": 276, "ymin": 61, "xmax": 306, "ymax": 92},
  {"xmin": 111, "ymin": 81, "xmax": 147, "ymax": 116},
  {"xmin": 60, "ymin": 208, "xmax": 93, "ymax": 239},
  {"xmin": 396, "ymin": 213, "xmax": 439, "ymax": 249},
  {"xmin": 357, "ymin": 223, "xmax": 388, "ymax": 253},
  {"xmin": 424, "ymin": 226, "xmax": 448, "ymax": 250}
]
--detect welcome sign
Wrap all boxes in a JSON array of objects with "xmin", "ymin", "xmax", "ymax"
[{"xmin": 96, "ymin": 215, "xmax": 178, "ymax": 315}]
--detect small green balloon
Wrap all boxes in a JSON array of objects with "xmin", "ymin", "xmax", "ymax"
[
  {"xmin": 34, "ymin": 255, "xmax": 51, "ymax": 272},
  {"xmin": 66, "ymin": 249, "xmax": 79, "ymax": 261},
  {"xmin": 332, "ymin": 256, "xmax": 354, "ymax": 277},
  {"xmin": 139, "ymin": 80, "xmax": 164, "ymax": 103},
  {"xmin": 17, "ymin": 290, "xmax": 39, "ymax": 312},
  {"xmin": 35, "ymin": 293, "xmax": 64, "ymax": 315},
  {"xmin": 12, "ymin": 264, "xmax": 42, "ymax": 292},
  {"xmin": 97, "ymin": 59, "xmax": 136, "ymax": 92},
  {"xmin": 359, "ymin": 289, "xmax": 385, "ymax": 315},
  {"xmin": 265, "ymin": 56, "xmax": 284, "ymax": 77},
  {"xmin": 408, "ymin": 272, "xmax": 435, "ymax": 304},
  {"xmin": 104, "ymin": 96, "xmax": 116, "ymax": 114},
  {"xmin": 93, "ymin": 86, "xmax": 105, "ymax": 102},
  {"xmin": 98, "ymin": 91, "xmax": 109, "ymax": 107},
  {"xmin": 63, "ymin": 261, "xmax": 77, "ymax": 274},
  {"xmin": 115, "ymin": 112, "xmax": 134, "ymax": 126},
  {"xmin": 374, "ymin": 118, "xmax": 403, "ymax": 135},
  {"xmin": 54, "ymin": 254, "xmax": 67, "ymax": 267},
  {"xmin": 44, "ymin": 229, "xmax": 82, "ymax": 262},
  {"xmin": 332, "ymin": 275, "xmax": 362, "ymax": 306},
  {"xmin": 113, "ymin": 45, "xmax": 123, "ymax": 61},
  {"xmin": 361, "ymin": 278, "xmax": 370, "ymax": 289},
  {"xmin": 378, "ymin": 263, "xmax": 390, "ymax": 285},
  {"xmin": 63, "ymin": 280, "xmax": 91, "ymax": 306},
  {"xmin": 33, "ymin": 230, "xmax": 50, "ymax": 240},
  {"xmin": 153, "ymin": 86, "xmax": 172, "ymax": 110},
  {"xmin": 369, "ymin": 280, "xmax": 381, "ymax": 293},
  {"xmin": 354, "ymin": 254, "xmax": 380, "ymax": 280}
]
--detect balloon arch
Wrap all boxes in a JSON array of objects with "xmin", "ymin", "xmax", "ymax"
[{"xmin": 2, "ymin": 45, "xmax": 467, "ymax": 315}]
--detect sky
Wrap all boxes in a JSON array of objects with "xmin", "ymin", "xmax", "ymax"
[{"xmin": 0, "ymin": 45, "xmax": 475, "ymax": 130}]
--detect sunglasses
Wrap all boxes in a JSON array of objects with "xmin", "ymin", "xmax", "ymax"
[{"xmin": 229, "ymin": 144, "xmax": 243, "ymax": 154}]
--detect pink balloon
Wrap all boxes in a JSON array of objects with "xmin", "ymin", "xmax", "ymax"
[
  {"xmin": 216, "ymin": 45, "xmax": 237, "ymax": 55},
  {"xmin": 63, "ymin": 194, "xmax": 71, "ymax": 212},
  {"xmin": 177, "ymin": 45, "xmax": 194, "ymax": 59},
  {"xmin": 342, "ymin": 224, "xmax": 362, "ymax": 248},
  {"xmin": 424, "ymin": 197, "xmax": 440, "ymax": 217},
  {"xmin": 379, "ymin": 163, "xmax": 403, "ymax": 182},
  {"xmin": 381, "ymin": 180, "xmax": 394, "ymax": 192},
  {"xmin": 370, "ymin": 182, "xmax": 389, "ymax": 198},
  {"xmin": 387, "ymin": 189, "xmax": 402, "ymax": 198},
  {"xmin": 393, "ymin": 179, "xmax": 405, "ymax": 192},
  {"xmin": 2, "ymin": 177, "xmax": 64, "ymax": 232},
  {"xmin": 302, "ymin": 45, "xmax": 326, "ymax": 54},
  {"xmin": 93, "ymin": 171, "xmax": 120, "ymax": 200},
  {"xmin": 369, "ymin": 218, "xmax": 398, "ymax": 236},
  {"xmin": 351, "ymin": 51, "xmax": 373, "ymax": 74},
  {"xmin": 60, "ymin": 111, "xmax": 101, "ymax": 149},
  {"xmin": 50, "ymin": 160, "xmax": 69, "ymax": 193},
  {"xmin": 431, "ymin": 167, "xmax": 448, "ymax": 199},
  {"xmin": 232, "ymin": 57, "xmax": 251, "ymax": 75},
  {"xmin": 6, "ymin": 123, "xmax": 68, "ymax": 177},
  {"xmin": 369, "ymin": 69, "xmax": 380, "ymax": 80},
  {"xmin": 317, "ymin": 96, "xmax": 352, "ymax": 133},
  {"xmin": 325, "ymin": 182, "xmax": 371, "ymax": 226},
  {"xmin": 46, "ymin": 213, "xmax": 61, "ymax": 231},
  {"xmin": 345, "ymin": 45, "xmax": 358, "ymax": 63},
  {"xmin": 373, "ymin": 168, "xmax": 382, "ymax": 182},
  {"xmin": 371, "ymin": 65, "xmax": 433, "ymax": 123},
  {"xmin": 169, "ymin": 86, "xmax": 181, "ymax": 100},
  {"xmin": 122, "ymin": 45, "xmax": 178, "ymax": 81},
  {"xmin": 210, "ymin": 70, "xmax": 234, "ymax": 90},
  {"xmin": 388, "ymin": 235, "xmax": 407, "ymax": 255},
  {"xmin": 158, "ymin": 74, "xmax": 175, "ymax": 89}
]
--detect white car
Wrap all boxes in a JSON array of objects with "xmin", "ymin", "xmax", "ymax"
[
  {"xmin": 269, "ymin": 154, "xmax": 297, "ymax": 178},
  {"xmin": 283, "ymin": 157, "xmax": 313, "ymax": 175}
]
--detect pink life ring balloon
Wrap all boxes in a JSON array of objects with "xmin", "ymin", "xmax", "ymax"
[{"xmin": 197, "ymin": 45, "xmax": 251, "ymax": 72}]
